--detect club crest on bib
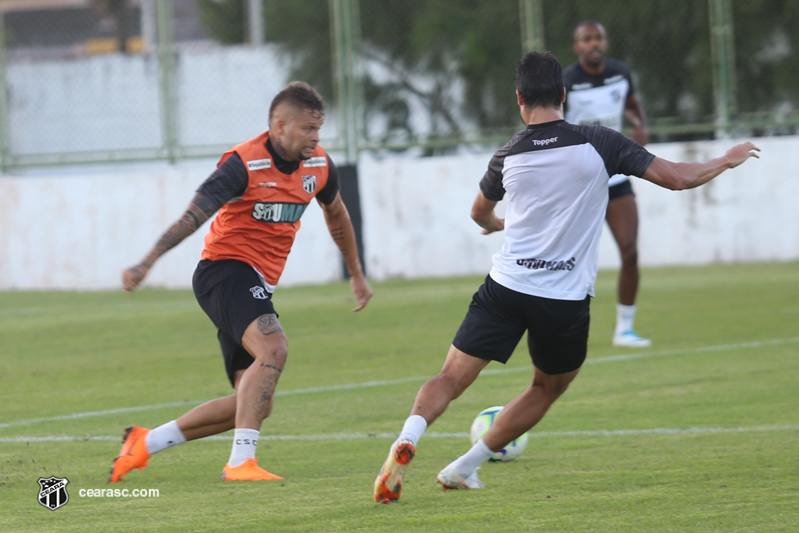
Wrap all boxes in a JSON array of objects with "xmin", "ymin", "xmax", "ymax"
[{"xmin": 302, "ymin": 175, "xmax": 317, "ymax": 194}]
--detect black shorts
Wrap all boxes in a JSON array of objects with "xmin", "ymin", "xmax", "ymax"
[
  {"xmin": 452, "ymin": 275, "xmax": 590, "ymax": 375},
  {"xmin": 192, "ymin": 259, "xmax": 278, "ymax": 387},
  {"xmin": 609, "ymin": 179, "xmax": 634, "ymax": 201}
]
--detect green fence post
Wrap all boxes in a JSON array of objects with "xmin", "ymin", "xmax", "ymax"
[
  {"xmin": 519, "ymin": 0, "xmax": 545, "ymax": 54},
  {"xmin": 247, "ymin": 0, "xmax": 264, "ymax": 45},
  {"xmin": 329, "ymin": 0, "xmax": 365, "ymax": 278},
  {"xmin": 0, "ymin": 8, "xmax": 11, "ymax": 172},
  {"xmin": 330, "ymin": 0, "xmax": 360, "ymax": 164},
  {"xmin": 156, "ymin": 0, "xmax": 178, "ymax": 163},
  {"xmin": 709, "ymin": 0, "xmax": 737, "ymax": 139}
]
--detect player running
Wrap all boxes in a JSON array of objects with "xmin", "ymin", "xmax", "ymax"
[
  {"xmin": 374, "ymin": 51, "xmax": 759, "ymax": 503},
  {"xmin": 111, "ymin": 82, "xmax": 372, "ymax": 483}
]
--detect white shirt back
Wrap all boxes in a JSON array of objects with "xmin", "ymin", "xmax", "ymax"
[{"xmin": 479, "ymin": 120, "xmax": 654, "ymax": 300}]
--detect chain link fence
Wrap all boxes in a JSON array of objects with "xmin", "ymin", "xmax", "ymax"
[{"xmin": 0, "ymin": 0, "xmax": 796, "ymax": 169}]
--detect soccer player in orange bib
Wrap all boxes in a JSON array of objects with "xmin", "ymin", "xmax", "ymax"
[{"xmin": 111, "ymin": 82, "xmax": 372, "ymax": 483}]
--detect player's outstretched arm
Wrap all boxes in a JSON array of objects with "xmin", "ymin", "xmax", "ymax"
[
  {"xmin": 642, "ymin": 142, "xmax": 760, "ymax": 191},
  {"xmin": 319, "ymin": 193, "xmax": 373, "ymax": 311},
  {"xmin": 122, "ymin": 192, "xmax": 218, "ymax": 293},
  {"xmin": 471, "ymin": 191, "xmax": 504, "ymax": 235}
]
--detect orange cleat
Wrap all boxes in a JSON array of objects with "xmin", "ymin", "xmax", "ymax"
[
  {"xmin": 222, "ymin": 458, "xmax": 283, "ymax": 481},
  {"xmin": 374, "ymin": 439, "xmax": 415, "ymax": 504},
  {"xmin": 109, "ymin": 426, "xmax": 152, "ymax": 483}
]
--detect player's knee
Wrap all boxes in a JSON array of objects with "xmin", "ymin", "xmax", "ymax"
[
  {"xmin": 619, "ymin": 245, "xmax": 638, "ymax": 267},
  {"xmin": 435, "ymin": 372, "xmax": 469, "ymax": 400},
  {"xmin": 534, "ymin": 376, "xmax": 574, "ymax": 403},
  {"xmin": 250, "ymin": 340, "xmax": 288, "ymax": 368}
]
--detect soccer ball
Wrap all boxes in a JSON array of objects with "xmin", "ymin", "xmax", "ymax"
[{"xmin": 469, "ymin": 406, "xmax": 528, "ymax": 462}]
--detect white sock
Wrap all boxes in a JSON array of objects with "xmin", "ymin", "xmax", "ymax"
[
  {"xmin": 453, "ymin": 439, "xmax": 494, "ymax": 478},
  {"xmin": 228, "ymin": 428, "xmax": 260, "ymax": 467},
  {"xmin": 616, "ymin": 303, "xmax": 637, "ymax": 335},
  {"xmin": 396, "ymin": 415, "xmax": 428, "ymax": 447},
  {"xmin": 144, "ymin": 420, "xmax": 186, "ymax": 455}
]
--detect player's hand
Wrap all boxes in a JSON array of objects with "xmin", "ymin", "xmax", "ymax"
[
  {"xmin": 725, "ymin": 142, "xmax": 761, "ymax": 168},
  {"xmin": 122, "ymin": 263, "xmax": 150, "ymax": 293},
  {"xmin": 349, "ymin": 273, "xmax": 373, "ymax": 312},
  {"xmin": 481, "ymin": 217, "xmax": 505, "ymax": 235}
]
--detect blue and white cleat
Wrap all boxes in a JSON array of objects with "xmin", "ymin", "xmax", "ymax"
[{"xmin": 613, "ymin": 331, "xmax": 652, "ymax": 348}]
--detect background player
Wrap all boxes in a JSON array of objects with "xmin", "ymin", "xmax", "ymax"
[
  {"xmin": 373, "ymin": 51, "xmax": 759, "ymax": 503},
  {"xmin": 563, "ymin": 20, "xmax": 651, "ymax": 347},
  {"xmin": 111, "ymin": 82, "xmax": 372, "ymax": 483}
]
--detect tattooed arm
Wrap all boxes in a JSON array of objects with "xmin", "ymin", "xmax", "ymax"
[
  {"xmin": 122, "ymin": 154, "xmax": 248, "ymax": 292},
  {"xmin": 122, "ymin": 192, "xmax": 219, "ymax": 292},
  {"xmin": 319, "ymin": 192, "xmax": 373, "ymax": 311}
]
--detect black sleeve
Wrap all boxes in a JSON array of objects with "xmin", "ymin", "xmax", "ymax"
[
  {"xmin": 478, "ymin": 133, "xmax": 526, "ymax": 202},
  {"xmin": 196, "ymin": 152, "xmax": 249, "ymax": 210},
  {"xmin": 584, "ymin": 126, "xmax": 654, "ymax": 178},
  {"xmin": 479, "ymin": 152, "xmax": 506, "ymax": 202},
  {"xmin": 315, "ymin": 154, "xmax": 340, "ymax": 205}
]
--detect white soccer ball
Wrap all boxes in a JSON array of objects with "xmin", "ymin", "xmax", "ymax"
[{"xmin": 469, "ymin": 406, "xmax": 528, "ymax": 462}]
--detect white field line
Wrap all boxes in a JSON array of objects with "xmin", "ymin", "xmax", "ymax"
[
  {"xmin": 2, "ymin": 425, "xmax": 798, "ymax": 443},
  {"xmin": 2, "ymin": 336, "xmax": 797, "ymax": 431}
]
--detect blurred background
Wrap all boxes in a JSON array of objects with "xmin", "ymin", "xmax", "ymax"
[
  {"xmin": 1, "ymin": 0, "xmax": 797, "ymax": 169},
  {"xmin": 1, "ymin": 0, "xmax": 796, "ymax": 290}
]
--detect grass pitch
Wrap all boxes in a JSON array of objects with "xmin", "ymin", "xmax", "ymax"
[{"xmin": 1, "ymin": 262, "xmax": 797, "ymax": 532}]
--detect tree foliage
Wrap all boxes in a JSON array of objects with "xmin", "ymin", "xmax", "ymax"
[{"xmin": 195, "ymin": 0, "xmax": 799, "ymax": 145}]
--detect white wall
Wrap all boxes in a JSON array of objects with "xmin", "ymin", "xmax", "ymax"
[
  {"xmin": 6, "ymin": 46, "xmax": 301, "ymax": 157},
  {"xmin": 1, "ymin": 136, "xmax": 796, "ymax": 290}
]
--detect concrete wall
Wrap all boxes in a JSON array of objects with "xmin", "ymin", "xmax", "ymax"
[
  {"xmin": 7, "ymin": 46, "xmax": 297, "ymax": 157},
  {"xmin": 1, "ymin": 135, "xmax": 796, "ymax": 291}
]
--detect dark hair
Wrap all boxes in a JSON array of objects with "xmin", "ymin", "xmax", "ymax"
[
  {"xmin": 269, "ymin": 81, "xmax": 325, "ymax": 121},
  {"xmin": 573, "ymin": 20, "xmax": 606, "ymax": 40},
  {"xmin": 515, "ymin": 51, "xmax": 564, "ymax": 109}
]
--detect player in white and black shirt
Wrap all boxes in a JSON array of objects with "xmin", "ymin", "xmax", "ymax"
[
  {"xmin": 479, "ymin": 120, "xmax": 652, "ymax": 301},
  {"xmin": 374, "ymin": 51, "xmax": 759, "ymax": 502},
  {"xmin": 563, "ymin": 20, "xmax": 652, "ymax": 347}
]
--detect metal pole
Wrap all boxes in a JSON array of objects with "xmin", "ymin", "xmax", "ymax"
[
  {"xmin": 519, "ymin": 0, "xmax": 545, "ymax": 55},
  {"xmin": 247, "ymin": 0, "xmax": 264, "ymax": 46},
  {"xmin": 0, "ymin": 8, "xmax": 11, "ymax": 172},
  {"xmin": 140, "ymin": 0, "xmax": 157, "ymax": 53},
  {"xmin": 330, "ymin": 0, "xmax": 359, "ymax": 164},
  {"xmin": 709, "ymin": 0, "xmax": 737, "ymax": 139},
  {"xmin": 156, "ymin": 0, "xmax": 178, "ymax": 162}
]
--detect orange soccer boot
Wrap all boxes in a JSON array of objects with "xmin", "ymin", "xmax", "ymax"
[
  {"xmin": 222, "ymin": 458, "xmax": 284, "ymax": 481},
  {"xmin": 109, "ymin": 426, "xmax": 152, "ymax": 483}
]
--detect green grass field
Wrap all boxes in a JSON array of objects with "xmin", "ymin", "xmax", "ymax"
[{"xmin": 1, "ymin": 262, "xmax": 797, "ymax": 532}]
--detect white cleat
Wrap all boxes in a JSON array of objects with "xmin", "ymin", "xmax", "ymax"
[
  {"xmin": 436, "ymin": 463, "xmax": 484, "ymax": 491},
  {"xmin": 613, "ymin": 331, "xmax": 652, "ymax": 348}
]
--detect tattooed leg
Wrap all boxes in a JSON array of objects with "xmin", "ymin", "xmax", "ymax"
[{"xmin": 236, "ymin": 314, "xmax": 289, "ymax": 429}]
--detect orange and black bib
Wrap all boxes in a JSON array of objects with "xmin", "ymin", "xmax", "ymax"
[{"xmin": 201, "ymin": 131, "xmax": 330, "ymax": 287}]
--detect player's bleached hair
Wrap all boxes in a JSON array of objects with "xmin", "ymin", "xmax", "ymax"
[
  {"xmin": 269, "ymin": 81, "xmax": 325, "ymax": 123},
  {"xmin": 515, "ymin": 51, "xmax": 564, "ymax": 109}
]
